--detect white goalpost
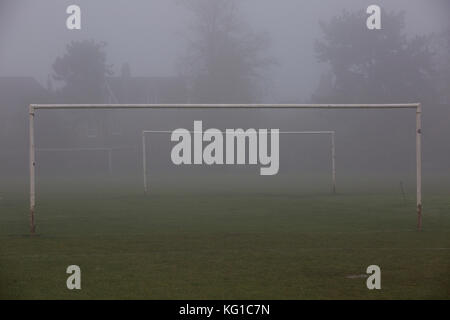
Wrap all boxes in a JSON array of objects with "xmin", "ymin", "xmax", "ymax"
[
  {"xmin": 29, "ymin": 103, "xmax": 422, "ymax": 233},
  {"xmin": 141, "ymin": 130, "xmax": 337, "ymax": 194}
]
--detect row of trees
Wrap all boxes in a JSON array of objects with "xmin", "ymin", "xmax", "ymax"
[
  {"xmin": 312, "ymin": 9, "xmax": 443, "ymax": 105},
  {"xmin": 52, "ymin": 0, "xmax": 272, "ymax": 104},
  {"xmin": 52, "ymin": 3, "xmax": 449, "ymax": 108},
  {"xmin": 3, "ymin": 1, "xmax": 445, "ymax": 177},
  {"xmin": 310, "ymin": 9, "xmax": 450, "ymax": 172}
]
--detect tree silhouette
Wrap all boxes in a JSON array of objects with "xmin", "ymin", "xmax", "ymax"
[
  {"xmin": 53, "ymin": 40, "xmax": 113, "ymax": 103},
  {"xmin": 179, "ymin": 0, "xmax": 274, "ymax": 104},
  {"xmin": 52, "ymin": 40, "xmax": 114, "ymax": 146},
  {"xmin": 311, "ymin": 10, "xmax": 438, "ymax": 172},
  {"xmin": 312, "ymin": 10, "xmax": 436, "ymax": 104}
]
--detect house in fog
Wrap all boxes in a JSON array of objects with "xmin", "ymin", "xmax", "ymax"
[
  {"xmin": 0, "ymin": 73, "xmax": 189, "ymax": 176},
  {"xmin": 0, "ymin": 77, "xmax": 49, "ymax": 140},
  {"xmin": 0, "ymin": 77, "xmax": 49, "ymax": 149},
  {"xmin": 64, "ymin": 64, "xmax": 189, "ymax": 146},
  {"xmin": 91, "ymin": 67, "xmax": 189, "ymax": 142},
  {"xmin": 106, "ymin": 76, "xmax": 188, "ymax": 105}
]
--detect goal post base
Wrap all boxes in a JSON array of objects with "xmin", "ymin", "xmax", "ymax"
[{"xmin": 417, "ymin": 204, "xmax": 423, "ymax": 231}]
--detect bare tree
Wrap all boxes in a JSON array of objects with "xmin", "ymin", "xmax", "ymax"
[{"xmin": 179, "ymin": 0, "xmax": 274, "ymax": 104}]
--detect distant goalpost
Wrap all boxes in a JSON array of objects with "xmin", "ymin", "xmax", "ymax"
[
  {"xmin": 35, "ymin": 146, "xmax": 136, "ymax": 175},
  {"xmin": 141, "ymin": 130, "xmax": 336, "ymax": 194},
  {"xmin": 36, "ymin": 147, "xmax": 115, "ymax": 175},
  {"xmin": 29, "ymin": 103, "xmax": 422, "ymax": 233}
]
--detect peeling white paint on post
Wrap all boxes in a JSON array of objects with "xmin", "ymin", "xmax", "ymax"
[{"xmin": 416, "ymin": 103, "xmax": 422, "ymax": 231}]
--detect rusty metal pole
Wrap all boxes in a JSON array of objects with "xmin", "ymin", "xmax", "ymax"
[{"xmin": 416, "ymin": 104, "xmax": 422, "ymax": 231}]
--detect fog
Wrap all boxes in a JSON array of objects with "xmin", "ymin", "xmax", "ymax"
[
  {"xmin": 0, "ymin": 0, "xmax": 449, "ymax": 193},
  {"xmin": 1, "ymin": 0, "xmax": 448, "ymax": 99}
]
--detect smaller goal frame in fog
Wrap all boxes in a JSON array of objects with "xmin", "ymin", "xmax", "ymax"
[
  {"xmin": 36, "ymin": 147, "xmax": 115, "ymax": 175},
  {"xmin": 141, "ymin": 130, "xmax": 336, "ymax": 194},
  {"xmin": 29, "ymin": 103, "xmax": 422, "ymax": 234},
  {"xmin": 35, "ymin": 146, "xmax": 136, "ymax": 175}
]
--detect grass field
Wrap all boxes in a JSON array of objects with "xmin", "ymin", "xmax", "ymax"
[{"xmin": 0, "ymin": 177, "xmax": 449, "ymax": 299}]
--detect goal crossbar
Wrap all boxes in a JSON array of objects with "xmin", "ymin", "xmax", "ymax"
[
  {"xmin": 141, "ymin": 130, "xmax": 336, "ymax": 195},
  {"xmin": 31, "ymin": 103, "xmax": 419, "ymax": 110},
  {"xmin": 29, "ymin": 103, "xmax": 422, "ymax": 233}
]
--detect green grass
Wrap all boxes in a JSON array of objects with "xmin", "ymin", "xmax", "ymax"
[{"xmin": 0, "ymin": 181, "xmax": 449, "ymax": 299}]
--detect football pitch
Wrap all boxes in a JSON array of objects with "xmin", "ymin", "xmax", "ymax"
[{"xmin": 0, "ymin": 180, "xmax": 449, "ymax": 299}]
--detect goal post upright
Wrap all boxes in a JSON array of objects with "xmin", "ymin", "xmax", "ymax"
[
  {"xmin": 29, "ymin": 105, "xmax": 36, "ymax": 234},
  {"xmin": 331, "ymin": 131, "xmax": 336, "ymax": 194},
  {"xmin": 416, "ymin": 103, "xmax": 422, "ymax": 230},
  {"xmin": 29, "ymin": 103, "xmax": 422, "ymax": 234},
  {"xmin": 141, "ymin": 130, "xmax": 337, "ymax": 195}
]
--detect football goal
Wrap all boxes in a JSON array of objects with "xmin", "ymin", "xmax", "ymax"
[
  {"xmin": 141, "ymin": 130, "xmax": 337, "ymax": 194},
  {"xmin": 28, "ymin": 103, "xmax": 422, "ymax": 233}
]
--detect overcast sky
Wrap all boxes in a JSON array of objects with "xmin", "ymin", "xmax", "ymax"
[{"xmin": 0, "ymin": 0, "xmax": 447, "ymax": 102}]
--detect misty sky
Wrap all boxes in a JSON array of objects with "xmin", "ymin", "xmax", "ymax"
[{"xmin": 0, "ymin": 0, "xmax": 448, "ymax": 102}]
